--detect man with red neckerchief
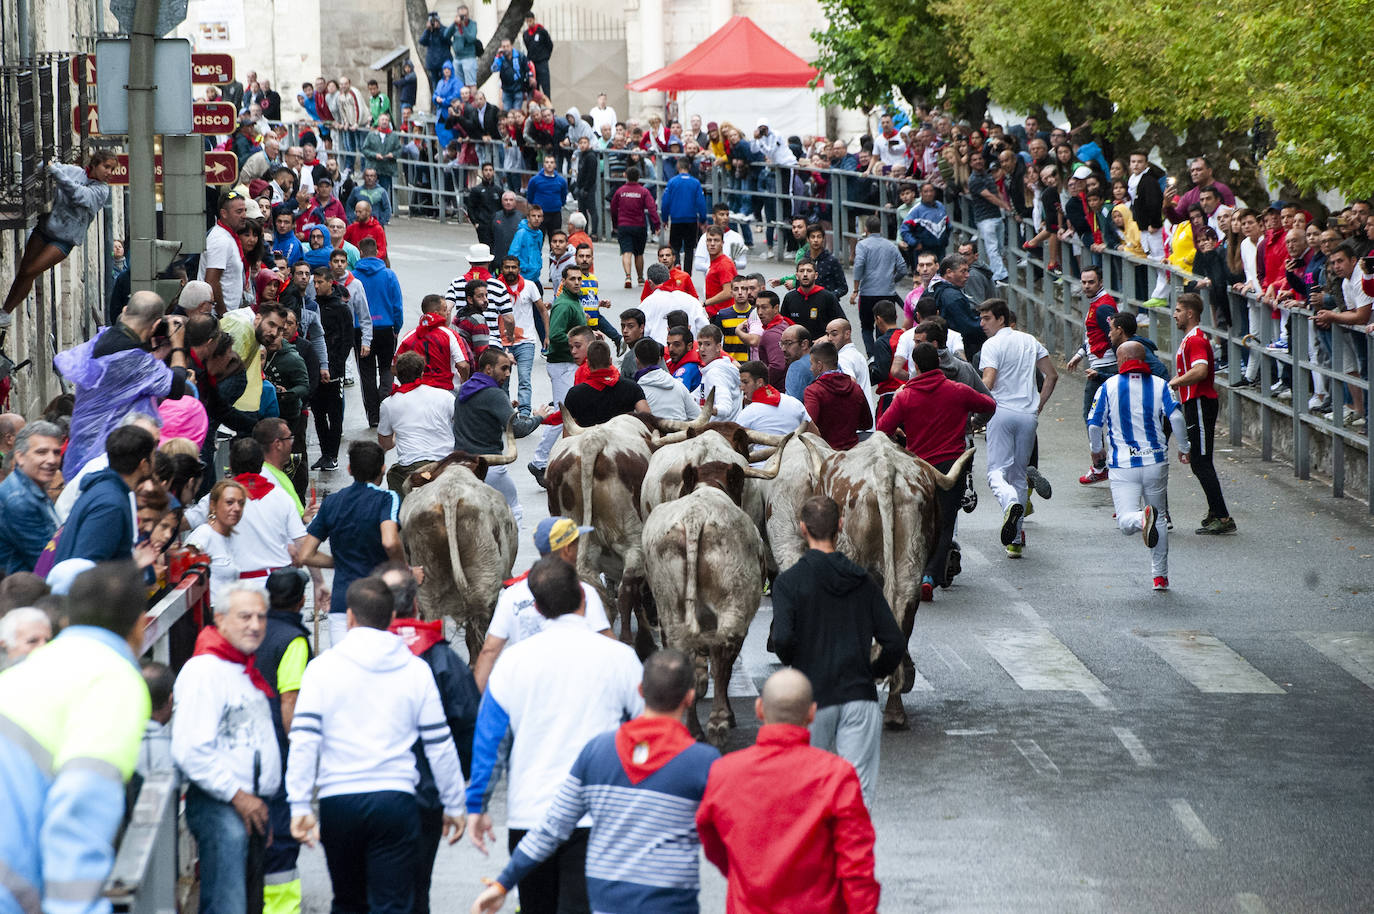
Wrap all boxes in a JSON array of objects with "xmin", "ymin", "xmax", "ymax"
[
  {"xmin": 736, "ymin": 360, "xmax": 811, "ymax": 437},
  {"xmin": 471, "ymin": 650, "xmax": 718, "ymax": 914},
  {"xmin": 642, "ymin": 245, "xmax": 699, "ymax": 301},
  {"xmin": 380, "ymin": 351, "xmax": 457, "ymax": 494},
  {"xmin": 755, "ymin": 290, "xmax": 793, "ymax": 388},
  {"xmin": 219, "ymin": 437, "xmax": 307, "ymax": 580},
  {"xmin": 394, "ymin": 293, "xmax": 472, "ymax": 390},
  {"xmin": 665, "ymin": 325, "xmax": 703, "ymax": 392},
  {"xmin": 563, "ymin": 340, "xmax": 648, "ymax": 427},
  {"xmin": 199, "ymin": 191, "xmax": 251, "ymax": 314},
  {"xmin": 172, "ymin": 586, "xmax": 281, "ymax": 914}
]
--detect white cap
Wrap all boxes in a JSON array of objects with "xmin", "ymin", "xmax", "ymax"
[{"xmin": 1072, "ymin": 166, "xmax": 1092, "ymax": 180}]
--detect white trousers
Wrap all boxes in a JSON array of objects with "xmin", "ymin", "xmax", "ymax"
[
  {"xmin": 986, "ymin": 408, "xmax": 1038, "ymax": 542},
  {"xmin": 1143, "ymin": 228, "xmax": 1168, "ymax": 298},
  {"xmin": 485, "ymin": 464, "xmax": 522, "ymax": 527},
  {"xmin": 1108, "ymin": 462, "xmax": 1169, "ymax": 577},
  {"xmin": 534, "ymin": 362, "xmax": 578, "ymax": 468},
  {"xmin": 328, "ymin": 611, "xmax": 349, "ymax": 650}
]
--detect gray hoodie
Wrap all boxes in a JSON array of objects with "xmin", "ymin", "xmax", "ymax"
[
  {"xmin": 43, "ymin": 163, "xmax": 110, "ymax": 246},
  {"xmin": 636, "ymin": 366, "xmax": 700, "ymax": 421}
]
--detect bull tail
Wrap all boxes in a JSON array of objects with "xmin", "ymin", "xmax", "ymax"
[
  {"xmin": 683, "ymin": 512, "xmax": 704, "ymax": 635},
  {"xmin": 931, "ymin": 447, "xmax": 976, "ymax": 491},
  {"xmin": 442, "ymin": 499, "xmax": 469, "ymax": 598},
  {"xmin": 579, "ymin": 443, "xmax": 597, "ymax": 528},
  {"xmin": 877, "ymin": 458, "xmax": 899, "ymax": 617}
]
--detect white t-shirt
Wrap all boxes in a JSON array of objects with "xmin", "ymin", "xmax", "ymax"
[
  {"xmin": 736, "ymin": 393, "xmax": 810, "ymax": 436},
  {"xmin": 876, "ymin": 132, "xmax": 908, "ymax": 169},
  {"xmin": 184, "ymin": 524, "xmax": 241, "ymax": 610},
  {"xmin": 980, "ymin": 328, "xmax": 1049, "ymax": 414},
  {"xmin": 378, "ymin": 386, "xmax": 456, "ymax": 466},
  {"xmin": 641, "ymin": 289, "xmax": 708, "ymax": 344},
  {"xmin": 505, "ymin": 277, "xmax": 542, "ymax": 345},
  {"xmin": 588, "ymin": 105, "xmax": 618, "ymax": 134},
  {"xmin": 197, "ymin": 224, "xmax": 246, "ymax": 311},
  {"xmin": 488, "ymin": 577, "xmax": 611, "ymax": 646},
  {"xmin": 232, "ymin": 485, "xmax": 307, "ymax": 572},
  {"xmin": 692, "ymin": 229, "xmax": 749, "ymax": 273},
  {"xmin": 838, "ymin": 342, "xmax": 875, "ymax": 408}
]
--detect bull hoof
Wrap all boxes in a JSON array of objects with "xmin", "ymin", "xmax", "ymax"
[
  {"xmin": 900, "ymin": 654, "xmax": 917, "ymax": 695},
  {"xmin": 883, "ymin": 709, "xmax": 909, "ymax": 731},
  {"xmin": 706, "ymin": 714, "xmax": 730, "ymax": 748},
  {"xmin": 633, "ymin": 624, "xmax": 657, "ymax": 660}
]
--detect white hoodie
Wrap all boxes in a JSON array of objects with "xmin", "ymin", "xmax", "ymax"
[
  {"xmin": 637, "ymin": 366, "xmax": 701, "ymax": 421},
  {"xmin": 700, "ymin": 355, "xmax": 743, "ymax": 422},
  {"xmin": 172, "ymin": 654, "xmax": 281, "ymax": 801},
  {"xmin": 285, "ymin": 626, "xmax": 465, "ymax": 816}
]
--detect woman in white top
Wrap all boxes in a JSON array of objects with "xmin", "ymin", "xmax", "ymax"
[{"xmin": 184, "ymin": 480, "xmax": 246, "ymax": 610}]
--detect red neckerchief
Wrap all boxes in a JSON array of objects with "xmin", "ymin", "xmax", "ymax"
[
  {"xmin": 574, "ymin": 361, "xmax": 591, "ymax": 385},
  {"xmin": 583, "ymin": 366, "xmax": 620, "ymax": 390},
  {"xmin": 1079, "ymin": 193, "xmax": 1103, "ymax": 245},
  {"xmin": 666, "ymin": 345, "xmax": 701, "ymax": 375},
  {"xmin": 795, "ymin": 284, "xmax": 823, "ymax": 299},
  {"xmin": 615, "ymin": 716, "xmax": 696, "ymax": 785},
  {"xmin": 764, "ymin": 314, "xmax": 792, "ymax": 330},
  {"xmin": 502, "ymin": 570, "xmax": 530, "ymax": 587},
  {"xmin": 389, "ymin": 617, "xmax": 445, "ymax": 655},
  {"xmin": 393, "ymin": 379, "xmax": 426, "ymax": 394},
  {"xmin": 218, "ymin": 220, "xmax": 249, "ymax": 287},
  {"xmin": 194, "ymin": 625, "xmax": 275, "ymax": 697},
  {"xmin": 1119, "ymin": 358, "xmax": 1152, "ymax": 376},
  {"xmin": 233, "ymin": 472, "xmax": 275, "ymax": 500},
  {"xmin": 464, "ymin": 266, "xmax": 491, "ymax": 283},
  {"xmin": 882, "ymin": 126, "xmax": 898, "ymax": 139},
  {"xmin": 501, "ymin": 275, "xmax": 525, "ymax": 297},
  {"xmin": 525, "ymin": 22, "xmax": 543, "ymax": 36},
  {"xmin": 751, "ymin": 384, "xmax": 782, "ymax": 406},
  {"xmin": 417, "ymin": 311, "xmax": 447, "ymax": 334}
]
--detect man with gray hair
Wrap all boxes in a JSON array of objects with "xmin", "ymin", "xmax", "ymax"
[
  {"xmin": 0, "ymin": 413, "xmax": 24, "ymax": 477},
  {"xmin": 0, "ymin": 606, "xmax": 51, "ymax": 667},
  {"xmin": 0, "ymin": 420, "xmax": 63, "ymax": 573}
]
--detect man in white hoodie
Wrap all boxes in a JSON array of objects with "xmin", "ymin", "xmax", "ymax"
[
  {"xmin": 286, "ymin": 576, "xmax": 466, "ymax": 914},
  {"xmin": 633, "ymin": 337, "xmax": 700, "ymax": 420},
  {"xmin": 696, "ymin": 325, "xmax": 742, "ymax": 421}
]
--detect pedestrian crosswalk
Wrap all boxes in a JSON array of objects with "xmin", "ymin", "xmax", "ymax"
[{"xmin": 714, "ymin": 616, "xmax": 1374, "ymax": 701}]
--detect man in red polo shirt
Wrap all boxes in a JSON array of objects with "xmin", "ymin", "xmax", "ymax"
[
  {"xmin": 1169, "ymin": 292, "xmax": 1235, "ymax": 535},
  {"xmin": 642, "ymin": 245, "xmax": 698, "ymax": 301},
  {"xmin": 702, "ymin": 227, "xmax": 737, "ymax": 317}
]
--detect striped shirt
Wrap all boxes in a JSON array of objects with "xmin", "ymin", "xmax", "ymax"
[
  {"xmin": 445, "ymin": 269, "xmax": 512, "ymax": 349},
  {"xmin": 711, "ymin": 304, "xmax": 761, "ymax": 362},
  {"xmin": 579, "ymin": 272, "xmax": 608, "ymax": 329},
  {"xmin": 1087, "ymin": 370, "xmax": 1186, "ymax": 469},
  {"xmin": 498, "ymin": 729, "xmax": 719, "ymax": 914}
]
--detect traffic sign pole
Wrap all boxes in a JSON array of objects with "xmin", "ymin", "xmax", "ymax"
[{"xmin": 127, "ymin": 1, "xmax": 158, "ymax": 293}]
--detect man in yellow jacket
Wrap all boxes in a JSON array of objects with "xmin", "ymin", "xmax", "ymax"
[{"xmin": 0, "ymin": 561, "xmax": 152, "ymax": 914}]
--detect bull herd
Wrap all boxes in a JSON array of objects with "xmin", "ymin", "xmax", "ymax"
[{"xmin": 397, "ymin": 393, "xmax": 973, "ymax": 747}]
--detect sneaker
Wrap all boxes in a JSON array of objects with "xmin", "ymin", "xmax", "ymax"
[
  {"xmin": 1079, "ymin": 465, "xmax": 1109, "ymax": 485},
  {"xmin": 527, "ymin": 462, "xmax": 547, "ymax": 489},
  {"xmin": 1142, "ymin": 505, "xmax": 1159, "ymax": 549},
  {"xmin": 309, "ymin": 457, "xmax": 327, "ymax": 470},
  {"xmin": 999, "ymin": 502, "xmax": 1024, "ymax": 546},
  {"xmin": 921, "ymin": 576, "xmax": 935, "ymax": 602},
  {"xmin": 1165, "ymin": 511, "xmax": 1174, "ymax": 531},
  {"xmin": 1196, "ymin": 516, "xmax": 1237, "ymax": 535},
  {"xmin": 1231, "ymin": 376, "xmax": 1256, "ymax": 388},
  {"xmin": 961, "ymin": 487, "xmax": 978, "ymax": 513},
  {"xmin": 1353, "ymin": 416, "xmax": 1368, "ymax": 430},
  {"xmin": 1026, "ymin": 465, "xmax": 1053, "ymax": 499},
  {"xmin": 1142, "ymin": 298, "xmax": 1168, "ymax": 309},
  {"xmin": 624, "ymin": 278, "xmax": 632, "ymax": 289},
  {"xmin": 1276, "ymin": 387, "xmax": 1293, "ymax": 402},
  {"xmin": 1006, "ymin": 543, "xmax": 1024, "ymax": 559},
  {"xmin": 1153, "ymin": 576, "xmax": 1169, "ymax": 591},
  {"xmin": 342, "ymin": 377, "xmax": 356, "ymax": 388},
  {"xmin": 1199, "ymin": 513, "xmax": 1214, "ymax": 529},
  {"xmin": 1266, "ymin": 338, "xmax": 1289, "ymax": 351},
  {"xmin": 319, "ymin": 458, "xmax": 339, "ymax": 472},
  {"xmin": 764, "ymin": 250, "xmax": 776, "ymax": 261},
  {"xmin": 1309, "ymin": 394, "xmax": 1330, "ymax": 410},
  {"xmin": 945, "ymin": 542, "xmax": 961, "ymax": 583}
]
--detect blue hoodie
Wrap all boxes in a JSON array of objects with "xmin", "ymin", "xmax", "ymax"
[
  {"xmin": 660, "ymin": 171, "xmax": 708, "ymax": 223},
  {"xmin": 53, "ymin": 467, "xmax": 135, "ymax": 564},
  {"xmin": 509, "ymin": 219, "xmax": 545, "ymax": 282},
  {"xmin": 352, "ymin": 256, "xmax": 405, "ymax": 330}
]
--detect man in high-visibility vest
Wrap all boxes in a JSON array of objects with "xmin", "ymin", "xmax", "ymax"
[{"xmin": 0, "ymin": 561, "xmax": 152, "ymax": 914}]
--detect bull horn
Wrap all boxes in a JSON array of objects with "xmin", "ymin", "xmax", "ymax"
[
  {"xmin": 653, "ymin": 416, "xmax": 694, "ymax": 432},
  {"xmin": 743, "ymin": 433, "xmax": 791, "ymax": 478},
  {"xmin": 698, "ymin": 389, "xmax": 715, "ymax": 421},
  {"xmin": 743, "ymin": 428, "xmax": 787, "ymax": 447},
  {"xmin": 932, "ymin": 447, "xmax": 976, "ymax": 491},
  {"xmin": 799, "ymin": 434, "xmax": 827, "ymax": 477},
  {"xmin": 748, "ymin": 445, "xmax": 778, "ymax": 463},
  {"xmin": 652, "ymin": 429, "xmax": 690, "ymax": 447},
  {"xmin": 561, "ymin": 405, "xmax": 585, "ymax": 437},
  {"xmin": 483, "ymin": 415, "xmax": 520, "ymax": 465}
]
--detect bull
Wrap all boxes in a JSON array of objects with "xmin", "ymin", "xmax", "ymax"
[
  {"xmin": 766, "ymin": 432, "xmax": 974, "ymax": 729},
  {"xmin": 399, "ymin": 419, "xmax": 520, "ymax": 657}
]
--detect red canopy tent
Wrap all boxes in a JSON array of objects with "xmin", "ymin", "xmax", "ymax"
[{"xmin": 627, "ymin": 16, "xmax": 825, "ymax": 137}]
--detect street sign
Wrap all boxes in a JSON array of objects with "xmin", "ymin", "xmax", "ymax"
[
  {"xmin": 106, "ymin": 152, "xmax": 239, "ymax": 186},
  {"xmin": 192, "ymin": 102, "xmax": 236, "ymax": 135},
  {"xmin": 203, "ymin": 152, "xmax": 238, "ymax": 185},
  {"xmin": 69, "ymin": 55, "xmax": 96, "ymax": 84},
  {"xmin": 191, "ymin": 54, "xmax": 234, "ymax": 85},
  {"xmin": 94, "ymin": 39, "xmax": 194, "ymax": 135},
  {"xmin": 72, "ymin": 106, "xmax": 99, "ymax": 135},
  {"xmin": 109, "ymin": 0, "xmax": 189, "ymax": 38}
]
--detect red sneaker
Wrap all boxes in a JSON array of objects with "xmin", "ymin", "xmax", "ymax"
[
  {"xmin": 1152, "ymin": 576, "xmax": 1169, "ymax": 591},
  {"xmin": 1079, "ymin": 465, "xmax": 1109, "ymax": 485},
  {"xmin": 921, "ymin": 576, "xmax": 934, "ymax": 602}
]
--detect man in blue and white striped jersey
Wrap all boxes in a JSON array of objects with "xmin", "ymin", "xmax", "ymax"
[
  {"xmin": 470, "ymin": 648, "xmax": 718, "ymax": 914},
  {"xmin": 1087, "ymin": 340, "xmax": 1190, "ymax": 592}
]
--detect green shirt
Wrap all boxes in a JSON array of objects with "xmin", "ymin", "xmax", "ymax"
[
  {"xmin": 546, "ymin": 290, "xmax": 588, "ymax": 364},
  {"xmin": 264, "ymin": 462, "xmax": 305, "ymax": 516}
]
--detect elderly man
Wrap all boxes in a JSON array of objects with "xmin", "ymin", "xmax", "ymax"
[
  {"xmin": 0, "ymin": 420, "xmax": 63, "ymax": 573},
  {"xmin": 0, "ymin": 413, "xmax": 23, "ymax": 478},
  {"xmin": 173, "ymin": 586, "xmax": 281, "ymax": 914},
  {"xmin": 0, "ymin": 606, "xmax": 50, "ymax": 667},
  {"xmin": 781, "ymin": 324, "xmax": 815, "ymax": 402},
  {"xmin": 347, "ymin": 166, "xmax": 394, "ymax": 226},
  {"xmin": 344, "ymin": 199, "xmax": 388, "ymax": 261}
]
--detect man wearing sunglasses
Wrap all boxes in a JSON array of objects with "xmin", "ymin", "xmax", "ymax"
[{"xmin": 198, "ymin": 191, "xmax": 250, "ymax": 315}]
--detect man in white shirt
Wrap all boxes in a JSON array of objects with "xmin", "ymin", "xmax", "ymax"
[
  {"xmin": 472, "ymin": 517, "xmax": 614, "ymax": 691},
  {"xmin": 379, "ymin": 351, "xmax": 456, "ymax": 493},
  {"xmin": 692, "ymin": 203, "xmax": 750, "ymax": 276},
  {"xmin": 978, "ymin": 299, "xmax": 1058, "ymax": 557},
  {"xmin": 696, "ymin": 325, "xmax": 742, "ymax": 422},
  {"xmin": 826, "ymin": 318, "xmax": 876, "ymax": 409},
  {"xmin": 223, "ymin": 439, "xmax": 308, "ymax": 579},
  {"xmin": 465, "ymin": 556, "xmax": 643, "ymax": 914},
  {"xmin": 172, "ymin": 586, "xmax": 281, "ymax": 914},
  {"xmin": 588, "ymin": 93, "xmax": 617, "ymax": 135},
  {"xmin": 632, "ymin": 337, "xmax": 700, "ymax": 421},
  {"xmin": 641, "ymin": 263, "xmax": 708, "ymax": 344},
  {"xmin": 287, "ymin": 576, "xmax": 466, "ymax": 914},
  {"xmin": 736, "ymin": 359, "xmax": 811, "ymax": 437},
  {"xmin": 198, "ymin": 191, "xmax": 249, "ymax": 314},
  {"xmin": 498, "ymin": 254, "xmax": 547, "ymax": 416}
]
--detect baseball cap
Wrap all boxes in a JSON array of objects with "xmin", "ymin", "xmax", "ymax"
[
  {"xmin": 1072, "ymin": 165, "xmax": 1092, "ymax": 180},
  {"xmin": 266, "ymin": 568, "xmax": 308, "ymax": 608},
  {"xmin": 534, "ymin": 517, "xmax": 593, "ymax": 555}
]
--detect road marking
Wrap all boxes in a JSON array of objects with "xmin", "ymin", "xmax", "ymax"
[
  {"xmin": 978, "ymin": 629, "xmax": 1107, "ymax": 692},
  {"xmin": 1008, "ymin": 598, "xmax": 1046, "ymax": 626},
  {"xmin": 1168, "ymin": 798, "xmax": 1219, "ymax": 849},
  {"xmin": 1235, "ymin": 893, "xmax": 1272, "ymax": 914},
  {"xmin": 1080, "ymin": 688, "xmax": 1116, "ymax": 710},
  {"xmin": 945, "ymin": 728, "xmax": 998, "ymax": 736},
  {"xmin": 931, "ymin": 642, "xmax": 971, "ymax": 671},
  {"xmin": 1138, "ymin": 632, "xmax": 1285, "ymax": 694},
  {"xmin": 1298, "ymin": 631, "xmax": 1374, "ymax": 689},
  {"xmin": 1013, "ymin": 738, "xmax": 1060, "ymax": 777},
  {"xmin": 1112, "ymin": 725, "xmax": 1156, "ymax": 767}
]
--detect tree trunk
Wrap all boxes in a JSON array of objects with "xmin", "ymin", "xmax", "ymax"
[
  {"xmin": 403, "ymin": 0, "xmax": 431, "ymax": 56},
  {"xmin": 475, "ymin": 0, "xmax": 534, "ymax": 94}
]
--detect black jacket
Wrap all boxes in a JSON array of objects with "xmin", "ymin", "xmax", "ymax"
[
  {"xmin": 1132, "ymin": 166, "xmax": 1165, "ymax": 231},
  {"xmin": 413, "ymin": 640, "xmax": 480, "ymax": 805},
  {"xmin": 490, "ymin": 208, "xmax": 523, "ymax": 262},
  {"xmin": 315, "ymin": 283, "xmax": 355, "ymax": 376},
  {"xmin": 465, "ymin": 178, "xmax": 504, "ymax": 228},
  {"xmin": 523, "ymin": 25, "xmax": 554, "ymax": 62},
  {"xmin": 770, "ymin": 549, "xmax": 905, "ymax": 708}
]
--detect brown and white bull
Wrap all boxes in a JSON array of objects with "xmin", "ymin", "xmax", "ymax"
[
  {"xmin": 544, "ymin": 412, "xmax": 656, "ymax": 648},
  {"xmin": 399, "ymin": 423, "xmax": 520, "ymax": 657},
  {"xmin": 642, "ymin": 481, "xmax": 768, "ymax": 747},
  {"xmin": 766, "ymin": 432, "xmax": 974, "ymax": 728}
]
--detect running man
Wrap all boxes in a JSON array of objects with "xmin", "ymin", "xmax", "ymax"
[{"xmin": 1169, "ymin": 293, "xmax": 1237, "ymax": 535}]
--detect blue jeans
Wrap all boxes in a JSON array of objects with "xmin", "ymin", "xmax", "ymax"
[
  {"xmin": 186, "ymin": 785, "xmax": 248, "ymax": 914},
  {"xmin": 454, "ymin": 57, "xmax": 477, "ymax": 87},
  {"xmin": 502, "ymin": 88, "xmax": 525, "ymax": 112},
  {"xmin": 511, "ymin": 340, "xmax": 536, "ymax": 414},
  {"xmin": 977, "ymin": 217, "xmax": 1007, "ymax": 281}
]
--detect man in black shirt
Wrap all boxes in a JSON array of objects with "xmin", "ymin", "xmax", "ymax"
[
  {"xmin": 780, "ymin": 260, "xmax": 844, "ymax": 338},
  {"xmin": 563, "ymin": 340, "xmax": 648, "ymax": 426},
  {"xmin": 967, "ymin": 151, "xmax": 1012, "ymax": 282}
]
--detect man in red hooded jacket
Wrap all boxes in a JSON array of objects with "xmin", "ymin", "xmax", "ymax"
[
  {"xmin": 697, "ymin": 668, "xmax": 879, "ymax": 914},
  {"xmin": 344, "ymin": 200, "xmax": 388, "ymax": 263},
  {"xmin": 393, "ymin": 294, "xmax": 471, "ymax": 389}
]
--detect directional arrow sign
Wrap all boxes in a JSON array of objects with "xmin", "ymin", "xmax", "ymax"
[
  {"xmin": 107, "ymin": 155, "xmax": 164, "ymax": 186},
  {"xmin": 193, "ymin": 102, "xmax": 236, "ymax": 135},
  {"xmin": 203, "ymin": 152, "xmax": 238, "ymax": 185},
  {"xmin": 69, "ymin": 55, "xmax": 96, "ymax": 84},
  {"xmin": 190, "ymin": 54, "xmax": 234, "ymax": 85},
  {"xmin": 72, "ymin": 105, "xmax": 100, "ymax": 135}
]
